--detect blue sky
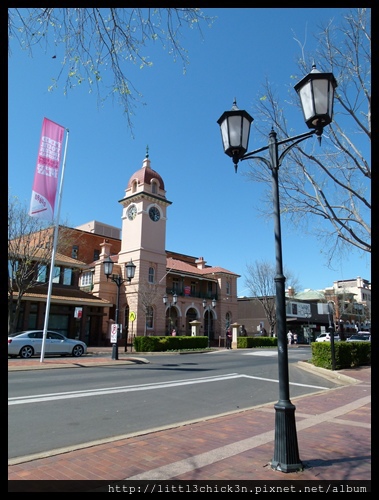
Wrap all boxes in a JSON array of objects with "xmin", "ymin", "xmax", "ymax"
[{"xmin": 8, "ymin": 8, "xmax": 371, "ymax": 295}]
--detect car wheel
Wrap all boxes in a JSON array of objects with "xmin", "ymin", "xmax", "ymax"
[
  {"xmin": 72, "ymin": 345, "xmax": 84, "ymax": 357},
  {"xmin": 20, "ymin": 346, "xmax": 34, "ymax": 358}
]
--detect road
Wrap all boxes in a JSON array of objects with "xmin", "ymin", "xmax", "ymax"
[{"xmin": 8, "ymin": 348, "xmax": 339, "ymax": 460}]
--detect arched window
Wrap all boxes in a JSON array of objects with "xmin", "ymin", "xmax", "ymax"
[{"xmin": 151, "ymin": 181, "xmax": 158, "ymax": 194}]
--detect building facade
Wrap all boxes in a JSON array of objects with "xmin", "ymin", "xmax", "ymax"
[
  {"xmin": 89, "ymin": 154, "xmax": 240, "ymax": 346},
  {"xmin": 9, "ymin": 153, "xmax": 240, "ymax": 347},
  {"xmin": 237, "ymin": 277, "xmax": 371, "ymax": 344},
  {"xmin": 9, "ymin": 250, "xmax": 112, "ymax": 346},
  {"xmin": 9, "ymin": 153, "xmax": 370, "ymax": 347}
]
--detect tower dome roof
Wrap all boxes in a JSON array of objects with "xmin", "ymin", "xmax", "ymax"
[{"xmin": 127, "ymin": 155, "xmax": 165, "ymax": 191}]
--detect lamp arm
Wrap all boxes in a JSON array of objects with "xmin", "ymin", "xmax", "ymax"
[
  {"xmin": 240, "ymin": 129, "xmax": 316, "ymax": 167},
  {"xmin": 278, "ymin": 131, "xmax": 316, "ymax": 166},
  {"xmin": 240, "ymin": 155, "xmax": 271, "ymax": 170},
  {"xmin": 276, "ymin": 129, "xmax": 316, "ymax": 148},
  {"xmin": 110, "ymin": 275, "xmax": 130, "ymax": 287},
  {"xmin": 242, "ymin": 145, "xmax": 270, "ymax": 159}
]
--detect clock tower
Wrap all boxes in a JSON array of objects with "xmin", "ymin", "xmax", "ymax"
[{"xmin": 118, "ymin": 151, "xmax": 172, "ymax": 335}]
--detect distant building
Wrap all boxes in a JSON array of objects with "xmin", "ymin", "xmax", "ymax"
[
  {"xmin": 237, "ymin": 277, "xmax": 371, "ymax": 343},
  {"xmin": 8, "ymin": 247, "xmax": 112, "ymax": 346}
]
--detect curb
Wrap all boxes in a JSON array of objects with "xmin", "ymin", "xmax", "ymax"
[
  {"xmin": 7, "ymin": 357, "xmax": 150, "ymax": 371},
  {"xmin": 297, "ymin": 360, "xmax": 359, "ymax": 385}
]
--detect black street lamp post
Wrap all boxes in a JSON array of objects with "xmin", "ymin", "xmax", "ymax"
[
  {"xmin": 328, "ymin": 301, "xmax": 337, "ymax": 371},
  {"xmin": 217, "ymin": 64, "xmax": 337, "ymax": 473},
  {"xmin": 163, "ymin": 293, "xmax": 178, "ymax": 334},
  {"xmin": 202, "ymin": 298, "xmax": 216, "ymax": 348},
  {"xmin": 103, "ymin": 256, "xmax": 136, "ymax": 360},
  {"xmin": 305, "ymin": 312, "xmax": 312, "ymax": 344}
]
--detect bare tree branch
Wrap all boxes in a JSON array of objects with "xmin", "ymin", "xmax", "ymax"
[
  {"xmin": 8, "ymin": 194, "xmax": 79, "ymax": 333},
  {"xmin": 244, "ymin": 260, "xmax": 301, "ymax": 336},
  {"xmin": 8, "ymin": 8, "xmax": 214, "ymax": 134},
  {"xmin": 244, "ymin": 8, "xmax": 370, "ymax": 266}
]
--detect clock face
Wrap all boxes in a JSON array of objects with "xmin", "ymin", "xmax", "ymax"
[
  {"xmin": 149, "ymin": 206, "xmax": 160, "ymax": 222},
  {"xmin": 127, "ymin": 205, "xmax": 137, "ymax": 220}
]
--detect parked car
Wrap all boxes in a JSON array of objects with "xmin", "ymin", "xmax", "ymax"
[
  {"xmin": 8, "ymin": 330, "xmax": 87, "ymax": 359},
  {"xmin": 315, "ymin": 332, "xmax": 340, "ymax": 342},
  {"xmin": 347, "ymin": 333, "xmax": 371, "ymax": 342}
]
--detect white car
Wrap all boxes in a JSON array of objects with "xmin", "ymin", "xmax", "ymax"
[
  {"xmin": 315, "ymin": 332, "xmax": 340, "ymax": 342},
  {"xmin": 8, "ymin": 330, "xmax": 88, "ymax": 359}
]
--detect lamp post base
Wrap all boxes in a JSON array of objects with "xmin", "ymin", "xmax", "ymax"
[
  {"xmin": 111, "ymin": 343, "xmax": 119, "ymax": 360},
  {"xmin": 271, "ymin": 401, "xmax": 303, "ymax": 473}
]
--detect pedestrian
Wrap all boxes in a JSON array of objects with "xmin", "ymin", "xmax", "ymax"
[
  {"xmin": 239, "ymin": 325, "xmax": 247, "ymax": 337},
  {"xmin": 287, "ymin": 331, "xmax": 293, "ymax": 345},
  {"xmin": 226, "ymin": 328, "xmax": 232, "ymax": 349},
  {"xmin": 293, "ymin": 332, "xmax": 298, "ymax": 344},
  {"xmin": 171, "ymin": 328, "xmax": 176, "ymax": 336}
]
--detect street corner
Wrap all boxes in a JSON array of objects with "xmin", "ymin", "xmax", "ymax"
[{"xmin": 296, "ymin": 360, "xmax": 362, "ymax": 385}]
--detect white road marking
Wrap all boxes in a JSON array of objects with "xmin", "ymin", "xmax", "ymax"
[
  {"xmin": 8, "ymin": 371, "xmax": 329, "ymax": 406},
  {"xmin": 244, "ymin": 351, "xmax": 278, "ymax": 356}
]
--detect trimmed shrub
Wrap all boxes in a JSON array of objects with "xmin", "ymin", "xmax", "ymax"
[
  {"xmin": 133, "ymin": 336, "xmax": 208, "ymax": 352},
  {"xmin": 311, "ymin": 341, "xmax": 371, "ymax": 369},
  {"xmin": 237, "ymin": 336, "xmax": 277, "ymax": 348}
]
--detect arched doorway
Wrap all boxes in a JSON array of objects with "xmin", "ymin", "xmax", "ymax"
[
  {"xmin": 204, "ymin": 309, "xmax": 216, "ymax": 344},
  {"xmin": 185, "ymin": 307, "xmax": 198, "ymax": 335},
  {"xmin": 165, "ymin": 305, "xmax": 178, "ymax": 335}
]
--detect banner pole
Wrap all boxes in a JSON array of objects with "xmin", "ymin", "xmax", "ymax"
[{"xmin": 40, "ymin": 128, "xmax": 70, "ymax": 362}]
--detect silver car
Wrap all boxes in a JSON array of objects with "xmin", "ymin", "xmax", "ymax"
[
  {"xmin": 347, "ymin": 333, "xmax": 371, "ymax": 342},
  {"xmin": 8, "ymin": 330, "xmax": 87, "ymax": 359}
]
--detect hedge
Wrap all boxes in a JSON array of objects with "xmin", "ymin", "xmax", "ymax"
[{"xmin": 311, "ymin": 341, "xmax": 371, "ymax": 370}]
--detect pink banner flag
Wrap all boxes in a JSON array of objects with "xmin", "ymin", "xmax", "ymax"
[{"xmin": 29, "ymin": 118, "xmax": 65, "ymax": 220}]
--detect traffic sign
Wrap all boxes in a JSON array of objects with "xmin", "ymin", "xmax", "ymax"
[
  {"xmin": 110, "ymin": 324, "xmax": 118, "ymax": 343},
  {"xmin": 129, "ymin": 311, "xmax": 136, "ymax": 322}
]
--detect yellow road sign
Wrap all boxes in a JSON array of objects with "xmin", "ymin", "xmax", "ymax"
[{"xmin": 129, "ymin": 311, "xmax": 136, "ymax": 322}]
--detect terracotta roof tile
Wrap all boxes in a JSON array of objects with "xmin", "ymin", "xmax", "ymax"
[
  {"xmin": 13, "ymin": 285, "xmax": 111, "ymax": 307},
  {"xmin": 166, "ymin": 257, "xmax": 239, "ymax": 277}
]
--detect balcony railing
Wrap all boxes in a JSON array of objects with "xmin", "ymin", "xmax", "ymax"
[{"xmin": 165, "ymin": 288, "xmax": 218, "ymax": 301}]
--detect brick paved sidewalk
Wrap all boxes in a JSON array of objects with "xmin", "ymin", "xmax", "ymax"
[{"xmin": 8, "ymin": 362, "xmax": 371, "ymax": 490}]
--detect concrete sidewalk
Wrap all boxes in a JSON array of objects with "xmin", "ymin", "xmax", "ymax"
[{"xmin": 8, "ymin": 351, "xmax": 371, "ymax": 491}]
